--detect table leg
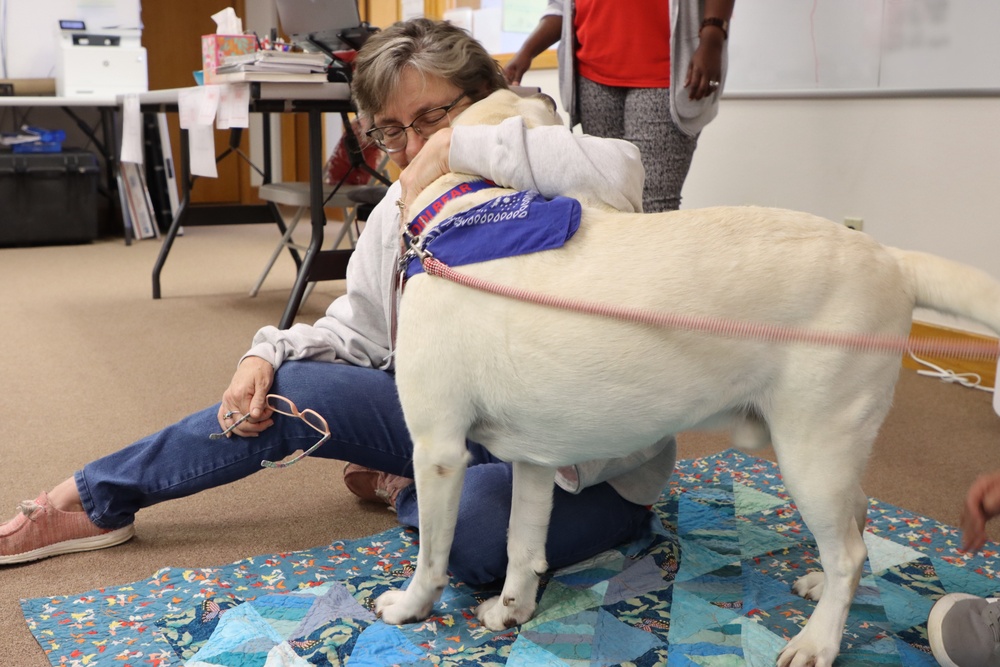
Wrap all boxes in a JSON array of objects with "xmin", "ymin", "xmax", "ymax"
[
  {"xmin": 278, "ymin": 108, "xmax": 325, "ymax": 329},
  {"xmin": 152, "ymin": 127, "xmax": 191, "ymax": 299}
]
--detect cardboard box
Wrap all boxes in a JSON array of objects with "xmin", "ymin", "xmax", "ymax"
[{"xmin": 201, "ymin": 34, "xmax": 257, "ymax": 83}]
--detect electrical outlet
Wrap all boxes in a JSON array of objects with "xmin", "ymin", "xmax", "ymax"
[{"xmin": 844, "ymin": 217, "xmax": 864, "ymax": 232}]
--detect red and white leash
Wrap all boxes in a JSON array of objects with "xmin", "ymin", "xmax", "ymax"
[
  {"xmin": 421, "ymin": 256, "xmax": 1000, "ymax": 362},
  {"xmin": 398, "ymin": 186, "xmax": 998, "ymax": 362}
]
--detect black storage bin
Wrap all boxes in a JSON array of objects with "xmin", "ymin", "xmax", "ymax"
[{"xmin": 0, "ymin": 149, "xmax": 100, "ymax": 246}]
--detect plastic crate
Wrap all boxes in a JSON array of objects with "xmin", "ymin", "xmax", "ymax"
[
  {"xmin": 0, "ymin": 149, "xmax": 100, "ymax": 245},
  {"xmin": 12, "ymin": 141, "xmax": 64, "ymax": 154}
]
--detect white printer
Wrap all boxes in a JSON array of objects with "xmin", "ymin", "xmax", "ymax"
[{"xmin": 55, "ymin": 20, "xmax": 148, "ymax": 97}]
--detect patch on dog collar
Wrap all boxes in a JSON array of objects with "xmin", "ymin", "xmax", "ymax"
[{"xmin": 404, "ymin": 190, "xmax": 581, "ymax": 279}]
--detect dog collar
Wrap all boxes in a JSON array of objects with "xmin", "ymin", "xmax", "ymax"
[
  {"xmin": 390, "ymin": 179, "xmax": 497, "ymax": 358},
  {"xmin": 407, "ymin": 179, "xmax": 496, "ymax": 237}
]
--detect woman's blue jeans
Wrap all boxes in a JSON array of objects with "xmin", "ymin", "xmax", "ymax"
[{"xmin": 77, "ymin": 360, "xmax": 654, "ymax": 585}]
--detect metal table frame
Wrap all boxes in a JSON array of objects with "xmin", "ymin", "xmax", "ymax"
[{"xmin": 132, "ymin": 82, "xmax": 388, "ymax": 328}]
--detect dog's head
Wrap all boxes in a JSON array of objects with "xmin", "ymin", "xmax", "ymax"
[
  {"xmin": 405, "ymin": 90, "xmax": 564, "ymax": 229},
  {"xmin": 453, "ymin": 89, "xmax": 563, "ymax": 130}
]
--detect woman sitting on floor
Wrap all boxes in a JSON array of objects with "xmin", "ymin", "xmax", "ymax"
[{"xmin": 0, "ymin": 18, "xmax": 676, "ymax": 586}]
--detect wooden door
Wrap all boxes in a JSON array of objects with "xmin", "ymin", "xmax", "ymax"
[
  {"xmin": 141, "ymin": 0, "xmax": 253, "ymax": 205},
  {"xmin": 141, "ymin": 0, "xmax": 404, "ymax": 201}
]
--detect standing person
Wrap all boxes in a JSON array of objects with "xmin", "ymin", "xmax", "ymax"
[
  {"xmin": 504, "ymin": 0, "xmax": 735, "ymax": 213},
  {"xmin": 0, "ymin": 18, "xmax": 675, "ymax": 588},
  {"xmin": 927, "ymin": 470, "xmax": 1000, "ymax": 666}
]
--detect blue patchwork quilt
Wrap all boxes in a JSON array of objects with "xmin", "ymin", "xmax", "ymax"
[{"xmin": 21, "ymin": 450, "xmax": 1000, "ymax": 666}]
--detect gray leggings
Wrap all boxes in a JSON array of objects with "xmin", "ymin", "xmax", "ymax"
[{"xmin": 577, "ymin": 75, "xmax": 698, "ymax": 213}]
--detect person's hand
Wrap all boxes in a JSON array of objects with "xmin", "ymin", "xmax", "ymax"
[
  {"xmin": 504, "ymin": 53, "xmax": 533, "ymax": 86},
  {"xmin": 685, "ymin": 29, "xmax": 726, "ymax": 101},
  {"xmin": 398, "ymin": 127, "xmax": 453, "ymax": 218},
  {"xmin": 217, "ymin": 356, "xmax": 275, "ymax": 437},
  {"xmin": 959, "ymin": 470, "xmax": 1000, "ymax": 553}
]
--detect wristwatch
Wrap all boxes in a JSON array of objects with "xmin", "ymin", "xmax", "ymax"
[{"xmin": 700, "ymin": 17, "xmax": 729, "ymax": 40}]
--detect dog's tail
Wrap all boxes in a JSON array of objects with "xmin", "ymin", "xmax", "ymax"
[{"xmin": 890, "ymin": 247, "xmax": 1000, "ymax": 336}]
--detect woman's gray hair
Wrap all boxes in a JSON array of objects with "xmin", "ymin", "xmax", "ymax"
[{"xmin": 352, "ymin": 18, "xmax": 508, "ymax": 120}]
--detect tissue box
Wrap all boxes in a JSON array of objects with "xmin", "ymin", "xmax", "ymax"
[{"xmin": 202, "ymin": 34, "xmax": 257, "ymax": 83}]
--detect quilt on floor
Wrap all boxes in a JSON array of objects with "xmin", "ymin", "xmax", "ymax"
[{"xmin": 22, "ymin": 449, "xmax": 1000, "ymax": 666}]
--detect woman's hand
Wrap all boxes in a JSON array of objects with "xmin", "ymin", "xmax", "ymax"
[
  {"xmin": 398, "ymin": 127, "xmax": 453, "ymax": 216},
  {"xmin": 685, "ymin": 28, "xmax": 726, "ymax": 101},
  {"xmin": 217, "ymin": 356, "xmax": 275, "ymax": 437},
  {"xmin": 504, "ymin": 53, "xmax": 533, "ymax": 86},
  {"xmin": 960, "ymin": 470, "xmax": 1000, "ymax": 553}
]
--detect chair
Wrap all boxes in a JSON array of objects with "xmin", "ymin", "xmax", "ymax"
[{"xmin": 250, "ymin": 127, "xmax": 389, "ymax": 298}]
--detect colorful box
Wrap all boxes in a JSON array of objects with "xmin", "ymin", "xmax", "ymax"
[{"xmin": 201, "ymin": 34, "xmax": 258, "ymax": 84}]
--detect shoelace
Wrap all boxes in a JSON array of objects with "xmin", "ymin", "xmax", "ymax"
[
  {"xmin": 983, "ymin": 600, "xmax": 1000, "ymax": 645},
  {"xmin": 17, "ymin": 500, "xmax": 43, "ymax": 522}
]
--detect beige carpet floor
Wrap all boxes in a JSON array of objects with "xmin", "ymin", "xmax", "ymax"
[{"xmin": 1, "ymin": 224, "xmax": 997, "ymax": 664}]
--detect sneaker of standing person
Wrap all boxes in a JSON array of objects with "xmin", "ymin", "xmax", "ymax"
[{"xmin": 928, "ymin": 592, "xmax": 1000, "ymax": 667}]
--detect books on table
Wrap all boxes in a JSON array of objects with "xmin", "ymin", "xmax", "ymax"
[
  {"xmin": 210, "ymin": 71, "xmax": 330, "ymax": 83},
  {"xmin": 218, "ymin": 50, "xmax": 328, "ymax": 74}
]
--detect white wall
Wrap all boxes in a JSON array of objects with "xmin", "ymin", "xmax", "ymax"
[
  {"xmin": 521, "ymin": 68, "xmax": 1000, "ymax": 335},
  {"xmin": 2, "ymin": 0, "xmax": 141, "ymax": 79}
]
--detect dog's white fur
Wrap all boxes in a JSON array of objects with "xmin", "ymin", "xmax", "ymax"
[{"xmin": 374, "ymin": 90, "xmax": 1000, "ymax": 667}]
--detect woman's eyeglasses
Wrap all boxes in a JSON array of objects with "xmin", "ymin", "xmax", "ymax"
[
  {"xmin": 210, "ymin": 394, "xmax": 331, "ymax": 469},
  {"xmin": 365, "ymin": 93, "xmax": 468, "ymax": 153}
]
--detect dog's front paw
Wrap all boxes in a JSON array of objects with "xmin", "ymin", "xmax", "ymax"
[
  {"xmin": 375, "ymin": 589, "xmax": 433, "ymax": 625},
  {"xmin": 777, "ymin": 627, "xmax": 839, "ymax": 667},
  {"xmin": 791, "ymin": 571, "xmax": 825, "ymax": 601},
  {"xmin": 475, "ymin": 594, "xmax": 535, "ymax": 631}
]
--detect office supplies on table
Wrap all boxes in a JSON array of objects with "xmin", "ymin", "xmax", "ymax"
[
  {"xmin": 274, "ymin": 0, "xmax": 364, "ymax": 49},
  {"xmin": 274, "ymin": 0, "xmax": 376, "ymax": 79}
]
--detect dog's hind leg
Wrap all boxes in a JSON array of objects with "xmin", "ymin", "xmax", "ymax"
[
  {"xmin": 789, "ymin": 485, "xmax": 869, "ymax": 603},
  {"xmin": 771, "ymin": 437, "xmax": 871, "ymax": 667},
  {"xmin": 375, "ymin": 430, "xmax": 470, "ymax": 625},
  {"xmin": 476, "ymin": 461, "xmax": 556, "ymax": 630}
]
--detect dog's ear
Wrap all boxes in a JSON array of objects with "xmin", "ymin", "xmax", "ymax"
[
  {"xmin": 531, "ymin": 93, "xmax": 558, "ymax": 115},
  {"xmin": 515, "ymin": 92, "xmax": 564, "ymax": 129},
  {"xmin": 452, "ymin": 89, "xmax": 522, "ymax": 127},
  {"xmin": 452, "ymin": 89, "xmax": 563, "ymax": 130}
]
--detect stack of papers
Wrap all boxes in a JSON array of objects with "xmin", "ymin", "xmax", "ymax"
[
  {"xmin": 218, "ymin": 50, "xmax": 328, "ymax": 74},
  {"xmin": 213, "ymin": 50, "xmax": 329, "ymax": 83}
]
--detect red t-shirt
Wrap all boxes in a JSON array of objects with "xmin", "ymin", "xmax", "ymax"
[{"xmin": 574, "ymin": 0, "xmax": 671, "ymax": 88}]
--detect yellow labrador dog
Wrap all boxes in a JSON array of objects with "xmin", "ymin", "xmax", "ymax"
[{"xmin": 375, "ymin": 90, "xmax": 1000, "ymax": 667}]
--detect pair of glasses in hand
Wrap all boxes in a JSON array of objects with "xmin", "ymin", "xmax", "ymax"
[{"xmin": 210, "ymin": 394, "xmax": 331, "ymax": 469}]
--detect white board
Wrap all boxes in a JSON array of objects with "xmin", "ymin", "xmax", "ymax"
[{"xmin": 724, "ymin": 0, "xmax": 1000, "ymax": 95}]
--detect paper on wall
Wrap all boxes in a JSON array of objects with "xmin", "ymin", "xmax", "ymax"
[
  {"xmin": 443, "ymin": 7, "xmax": 473, "ymax": 32},
  {"xmin": 401, "ymin": 0, "xmax": 424, "ymax": 20},
  {"xmin": 472, "ymin": 8, "xmax": 502, "ymax": 54}
]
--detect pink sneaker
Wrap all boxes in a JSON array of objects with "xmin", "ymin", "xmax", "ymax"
[
  {"xmin": 0, "ymin": 492, "xmax": 135, "ymax": 565},
  {"xmin": 342, "ymin": 464, "xmax": 413, "ymax": 512}
]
